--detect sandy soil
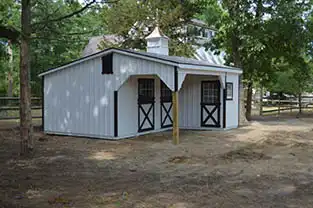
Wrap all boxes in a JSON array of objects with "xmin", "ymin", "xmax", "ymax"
[{"xmin": 1, "ymin": 117, "xmax": 313, "ymax": 208}]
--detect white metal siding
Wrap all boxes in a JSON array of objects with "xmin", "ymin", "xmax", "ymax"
[
  {"xmin": 43, "ymin": 51, "xmax": 239, "ymax": 139},
  {"xmin": 113, "ymin": 53, "xmax": 176, "ymax": 137},
  {"xmin": 179, "ymin": 75, "xmax": 223, "ymax": 129},
  {"xmin": 44, "ymin": 57, "xmax": 115, "ymax": 138},
  {"xmin": 113, "ymin": 53, "xmax": 175, "ymax": 91},
  {"xmin": 44, "ymin": 52, "xmax": 175, "ymax": 138},
  {"xmin": 226, "ymin": 73, "xmax": 239, "ymax": 128}
]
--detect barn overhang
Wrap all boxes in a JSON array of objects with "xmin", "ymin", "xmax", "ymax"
[{"xmin": 175, "ymin": 66, "xmax": 243, "ymax": 91}]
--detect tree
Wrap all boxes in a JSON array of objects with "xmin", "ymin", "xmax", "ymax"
[
  {"xmin": 267, "ymin": 58, "xmax": 313, "ymax": 114},
  {"xmin": 204, "ymin": 0, "xmax": 312, "ymax": 120},
  {"xmin": 30, "ymin": 0, "xmax": 105, "ymax": 95},
  {"xmin": 0, "ymin": 0, "xmax": 108, "ymax": 155},
  {"xmin": 102, "ymin": 0, "xmax": 206, "ymax": 57}
]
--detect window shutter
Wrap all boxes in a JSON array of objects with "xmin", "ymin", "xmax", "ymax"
[{"xmin": 101, "ymin": 53, "xmax": 113, "ymax": 74}]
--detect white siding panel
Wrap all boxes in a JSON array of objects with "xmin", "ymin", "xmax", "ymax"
[
  {"xmin": 44, "ymin": 57, "xmax": 115, "ymax": 138},
  {"xmin": 113, "ymin": 53, "xmax": 175, "ymax": 91},
  {"xmin": 226, "ymin": 73, "xmax": 239, "ymax": 128},
  {"xmin": 118, "ymin": 76, "xmax": 137, "ymax": 137}
]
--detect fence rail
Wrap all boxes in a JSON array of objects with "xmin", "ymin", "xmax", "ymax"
[
  {"xmin": 0, "ymin": 97, "xmax": 42, "ymax": 120},
  {"xmin": 261, "ymin": 99, "xmax": 313, "ymax": 115}
]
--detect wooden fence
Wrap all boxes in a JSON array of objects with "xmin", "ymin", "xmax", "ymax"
[
  {"xmin": 261, "ymin": 99, "xmax": 313, "ymax": 115},
  {"xmin": 0, "ymin": 97, "xmax": 42, "ymax": 120}
]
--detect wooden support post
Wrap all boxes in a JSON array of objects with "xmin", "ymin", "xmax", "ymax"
[
  {"xmin": 172, "ymin": 66, "xmax": 179, "ymax": 145},
  {"xmin": 172, "ymin": 91, "xmax": 179, "ymax": 145}
]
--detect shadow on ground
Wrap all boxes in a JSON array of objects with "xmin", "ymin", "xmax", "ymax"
[{"xmin": 1, "ymin": 117, "xmax": 313, "ymax": 207}]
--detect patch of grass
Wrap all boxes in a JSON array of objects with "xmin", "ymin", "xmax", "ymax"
[{"xmin": 220, "ymin": 146, "xmax": 271, "ymax": 161}]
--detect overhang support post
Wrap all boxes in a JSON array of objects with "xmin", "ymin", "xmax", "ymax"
[{"xmin": 172, "ymin": 67, "xmax": 179, "ymax": 145}]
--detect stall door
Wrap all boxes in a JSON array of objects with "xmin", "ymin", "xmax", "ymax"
[
  {"xmin": 138, "ymin": 79, "xmax": 155, "ymax": 132},
  {"xmin": 201, "ymin": 80, "xmax": 221, "ymax": 127},
  {"xmin": 160, "ymin": 81, "xmax": 173, "ymax": 128}
]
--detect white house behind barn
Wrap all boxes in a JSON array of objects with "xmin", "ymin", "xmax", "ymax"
[{"xmin": 39, "ymin": 26, "xmax": 242, "ymax": 140}]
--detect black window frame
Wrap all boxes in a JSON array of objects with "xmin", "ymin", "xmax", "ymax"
[
  {"xmin": 138, "ymin": 79, "xmax": 155, "ymax": 104},
  {"xmin": 226, "ymin": 82, "xmax": 233, "ymax": 100},
  {"xmin": 201, "ymin": 81, "xmax": 221, "ymax": 105},
  {"xmin": 160, "ymin": 81, "xmax": 172, "ymax": 103}
]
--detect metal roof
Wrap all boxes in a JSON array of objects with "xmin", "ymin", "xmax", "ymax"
[
  {"xmin": 38, "ymin": 48, "xmax": 241, "ymax": 77},
  {"xmin": 121, "ymin": 49, "xmax": 236, "ymax": 70}
]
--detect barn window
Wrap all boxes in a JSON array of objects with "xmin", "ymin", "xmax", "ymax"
[
  {"xmin": 138, "ymin": 79, "xmax": 155, "ymax": 103},
  {"xmin": 161, "ymin": 81, "xmax": 172, "ymax": 102},
  {"xmin": 101, "ymin": 53, "xmax": 113, "ymax": 74},
  {"xmin": 202, "ymin": 81, "xmax": 220, "ymax": 104},
  {"xmin": 226, "ymin": 82, "xmax": 233, "ymax": 100}
]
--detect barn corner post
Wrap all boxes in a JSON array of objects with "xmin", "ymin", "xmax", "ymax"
[
  {"xmin": 41, "ymin": 77, "xmax": 44, "ymax": 131},
  {"xmin": 114, "ymin": 90, "xmax": 118, "ymax": 137},
  {"xmin": 172, "ymin": 67, "xmax": 179, "ymax": 145},
  {"xmin": 223, "ymin": 73, "xmax": 227, "ymax": 129}
]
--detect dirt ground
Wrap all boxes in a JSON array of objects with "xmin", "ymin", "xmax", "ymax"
[{"xmin": 1, "ymin": 117, "xmax": 313, "ymax": 208}]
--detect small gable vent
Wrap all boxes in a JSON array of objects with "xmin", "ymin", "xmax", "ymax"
[{"xmin": 101, "ymin": 53, "xmax": 113, "ymax": 74}]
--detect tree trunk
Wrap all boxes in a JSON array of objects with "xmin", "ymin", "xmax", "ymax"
[
  {"xmin": 20, "ymin": 0, "xmax": 33, "ymax": 155},
  {"xmin": 7, "ymin": 40, "xmax": 13, "ymax": 97},
  {"xmin": 298, "ymin": 93, "xmax": 302, "ymax": 115},
  {"xmin": 259, "ymin": 86, "xmax": 263, "ymax": 116},
  {"xmin": 245, "ymin": 82, "xmax": 253, "ymax": 121},
  {"xmin": 239, "ymin": 76, "xmax": 248, "ymax": 125}
]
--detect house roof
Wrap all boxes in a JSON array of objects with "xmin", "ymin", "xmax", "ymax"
[
  {"xmin": 81, "ymin": 34, "xmax": 122, "ymax": 57},
  {"xmin": 189, "ymin": 19, "xmax": 217, "ymax": 31},
  {"xmin": 38, "ymin": 47, "xmax": 242, "ymax": 77}
]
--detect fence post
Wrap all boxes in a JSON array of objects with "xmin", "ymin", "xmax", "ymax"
[
  {"xmin": 0, "ymin": 97, "xmax": 42, "ymax": 120},
  {"xmin": 290, "ymin": 97, "xmax": 292, "ymax": 113},
  {"xmin": 278, "ymin": 99, "xmax": 281, "ymax": 115}
]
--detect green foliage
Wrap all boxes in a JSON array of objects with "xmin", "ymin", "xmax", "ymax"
[
  {"xmin": 103, "ymin": 0, "xmax": 207, "ymax": 57},
  {"xmin": 0, "ymin": 40, "xmax": 20, "ymax": 96},
  {"xmin": 0, "ymin": 0, "xmax": 20, "ymax": 29},
  {"xmin": 0, "ymin": 0, "xmax": 106, "ymax": 96},
  {"xmin": 196, "ymin": 0, "xmax": 223, "ymax": 28},
  {"xmin": 268, "ymin": 58, "xmax": 313, "ymax": 96},
  {"xmin": 204, "ymin": 0, "xmax": 313, "ymax": 89}
]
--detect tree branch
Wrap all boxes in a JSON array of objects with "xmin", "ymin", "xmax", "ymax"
[
  {"xmin": 31, "ymin": 29, "xmax": 98, "ymax": 39},
  {"xmin": 0, "ymin": 25, "xmax": 20, "ymax": 42},
  {"xmin": 32, "ymin": 0, "xmax": 119, "ymax": 27},
  {"xmin": 32, "ymin": 0, "xmax": 97, "ymax": 26}
]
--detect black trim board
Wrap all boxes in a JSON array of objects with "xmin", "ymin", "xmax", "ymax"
[
  {"xmin": 174, "ymin": 66, "xmax": 178, "ymax": 91},
  {"xmin": 238, "ymin": 75, "xmax": 241, "ymax": 126},
  {"xmin": 114, "ymin": 91, "xmax": 118, "ymax": 137}
]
